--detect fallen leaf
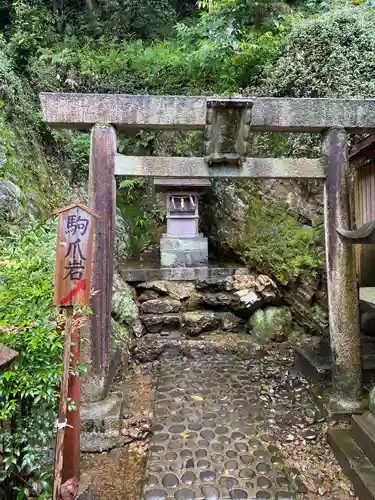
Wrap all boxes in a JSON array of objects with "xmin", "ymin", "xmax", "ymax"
[{"xmin": 191, "ymin": 395, "xmax": 204, "ymax": 401}]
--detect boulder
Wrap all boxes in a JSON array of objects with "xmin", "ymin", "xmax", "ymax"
[
  {"xmin": 112, "ymin": 274, "xmax": 145, "ymax": 337},
  {"xmin": 232, "ymin": 275, "xmax": 279, "ymax": 310},
  {"xmin": 284, "ymin": 273, "xmax": 328, "ymax": 334},
  {"xmin": 111, "ymin": 318, "xmax": 131, "ymax": 367},
  {"xmin": 0, "ymin": 180, "xmax": 39, "ymax": 230},
  {"xmin": 111, "ymin": 317, "xmax": 131, "ymax": 345},
  {"xmin": 181, "ymin": 311, "xmax": 220, "ymax": 336},
  {"xmin": 259, "ymin": 178, "xmax": 323, "ymax": 225},
  {"xmin": 196, "ymin": 278, "xmax": 227, "ymax": 291},
  {"xmin": 141, "ymin": 314, "xmax": 181, "ymax": 333},
  {"xmin": 248, "ymin": 306, "xmax": 293, "ymax": 343},
  {"xmin": 137, "ymin": 280, "xmax": 195, "ymax": 300},
  {"xmin": 227, "ymin": 274, "xmax": 277, "ymax": 295},
  {"xmin": 217, "ymin": 312, "xmax": 242, "ymax": 331},
  {"xmin": 140, "ymin": 298, "xmax": 181, "ymax": 314},
  {"xmin": 186, "ymin": 292, "xmax": 203, "ymax": 311},
  {"xmin": 138, "ymin": 290, "xmax": 160, "ymax": 302},
  {"xmin": 235, "ymin": 289, "xmax": 263, "ymax": 309},
  {"xmin": 200, "ymin": 292, "xmax": 243, "ymax": 311},
  {"xmin": 137, "ymin": 280, "xmax": 168, "ymax": 293},
  {"xmin": 165, "ymin": 281, "xmax": 195, "ymax": 300}
]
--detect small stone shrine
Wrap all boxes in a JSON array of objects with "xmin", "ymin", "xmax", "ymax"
[{"xmin": 154, "ymin": 178, "xmax": 210, "ymax": 267}]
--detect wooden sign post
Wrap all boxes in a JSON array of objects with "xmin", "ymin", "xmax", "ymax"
[{"xmin": 52, "ymin": 202, "xmax": 98, "ymax": 500}]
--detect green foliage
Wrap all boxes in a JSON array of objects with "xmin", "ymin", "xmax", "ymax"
[
  {"xmin": 246, "ymin": 2, "xmax": 375, "ymax": 157},
  {"xmin": 0, "ymin": 48, "xmax": 69, "ymax": 214},
  {"xmin": 69, "ymin": 132, "xmax": 90, "ymax": 184},
  {"xmin": 0, "ymin": 220, "xmax": 62, "ymax": 499},
  {"xmin": 32, "ymin": 24, "xmax": 281, "ymax": 96},
  {"xmin": 117, "ymin": 177, "xmax": 164, "ymax": 258},
  {"xmin": 2, "ymin": 0, "xmax": 188, "ymax": 47},
  {"xmin": 197, "ymin": 0, "xmax": 292, "ymax": 33},
  {"xmin": 2, "ymin": 0, "xmax": 374, "ymax": 496},
  {"xmin": 6, "ymin": 0, "xmax": 58, "ymax": 65},
  {"xmin": 84, "ymin": 0, "xmax": 177, "ymax": 40}
]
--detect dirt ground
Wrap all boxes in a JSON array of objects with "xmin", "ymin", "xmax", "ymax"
[{"xmin": 81, "ymin": 370, "xmax": 154, "ymax": 500}]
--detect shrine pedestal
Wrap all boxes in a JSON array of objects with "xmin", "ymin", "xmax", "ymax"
[
  {"xmin": 160, "ymin": 235, "xmax": 208, "ymax": 268},
  {"xmin": 154, "ymin": 178, "xmax": 210, "ymax": 269}
]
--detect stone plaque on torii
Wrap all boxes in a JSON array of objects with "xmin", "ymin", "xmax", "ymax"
[{"xmin": 39, "ymin": 91, "xmax": 375, "ymax": 417}]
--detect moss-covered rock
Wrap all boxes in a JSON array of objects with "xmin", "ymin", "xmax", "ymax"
[
  {"xmin": 0, "ymin": 180, "xmax": 40, "ymax": 232},
  {"xmin": 112, "ymin": 274, "xmax": 145, "ymax": 337},
  {"xmin": 248, "ymin": 306, "xmax": 293, "ymax": 343},
  {"xmin": 205, "ymin": 180, "xmax": 324, "ymax": 286},
  {"xmin": 111, "ymin": 317, "xmax": 132, "ymax": 346}
]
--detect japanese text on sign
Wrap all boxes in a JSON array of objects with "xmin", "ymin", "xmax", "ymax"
[{"xmin": 53, "ymin": 203, "xmax": 98, "ymax": 306}]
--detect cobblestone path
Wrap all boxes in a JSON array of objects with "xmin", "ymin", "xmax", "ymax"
[{"xmin": 143, "ymin": 354, "xmax": 320, "ymax": 500}]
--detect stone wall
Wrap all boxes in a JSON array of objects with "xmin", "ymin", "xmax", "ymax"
[{"xmin": 111, "ymin": 271, "xmax": 298, "ymax": 361}]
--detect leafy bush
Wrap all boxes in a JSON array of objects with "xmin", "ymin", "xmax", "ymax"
[
  {"xmin": 246, "ymin": 3, "xmax": 375, "ymax": 157},
  {"xmin": 32, "ymin": 25, "xmax": 281, "ymax": 96},
  {"xmin": 117, "ymin": 177, "xmax": 164, "ymax": 258},
  {"xmin": 255, "ymin": 3, "xmax": 375, "ymax": 98},
  {"xmin": 197, "ymin": 0, "xmax": 293, "ymax": 34},
  {"xmin": 0, "ymin": 221, "xmax": 61, "ymax": 499}
]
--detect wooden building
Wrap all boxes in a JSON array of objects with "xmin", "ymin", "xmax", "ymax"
[{"xmin": 351, "ymin": 134, "xmax": 375, "ymax": 288}]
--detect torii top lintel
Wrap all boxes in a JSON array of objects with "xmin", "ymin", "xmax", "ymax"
[{"xmin": 39, "ymin": 93, "xmax": 375, "ymax": 133}]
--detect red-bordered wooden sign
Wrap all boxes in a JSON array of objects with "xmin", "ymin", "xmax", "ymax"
[{"xmin": 53, "ymin": 202, "xmax": 99, "ymax": 306}]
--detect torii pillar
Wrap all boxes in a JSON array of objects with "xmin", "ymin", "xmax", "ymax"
[
  {"xmin": 81, "ymin": 124, "xmax": 116, "ymax": 402},
  {"xmin": 323, "ymin": 128, "xmax": 363, "ymax": 412}
]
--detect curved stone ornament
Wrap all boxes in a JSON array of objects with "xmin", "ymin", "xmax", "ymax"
[{"xmin": 336, "ymin": 220, "xmax": 375, "ymax": 245}]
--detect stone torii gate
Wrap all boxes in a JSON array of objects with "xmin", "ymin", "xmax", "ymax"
[{"xmin": 39, "ymin": 92, "xmax": 375, "ymax": 413}]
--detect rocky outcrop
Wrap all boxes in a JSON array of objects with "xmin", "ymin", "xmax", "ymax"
[
  {"xmin": 138, "ymin": 280, "xmax": 195, "ymax": 300},
  {"xmin": 138, "ymin": 290, "xmax": 160, "ymax": 302},
  {"xmin": 0, "ymin": 180, "xmax": 40, "ymax": 231},
  {"xmin": 258, "ymin": 178, "xmax": 324, "ymax": 225},
  {"xmin": 181, "ymin": 311, "xmax": 220, "ymax": 335},
  {"xmin": 112, "ymin": 274, "xmax": 145, "ymax": 337},
  {"xmin": 284, "ymin": 273, "xmax": 328, "ymax": 335},
  {"xmin": 141, "ymin": 314, "xmax": 180, "ymax": 333},
  {"xmin": 198, "ymin": 292, "xmax": 244, "ymax": 311},
  {"xmin": 203, "ymin": 179, "xmax": 326, "ymax": 334}
]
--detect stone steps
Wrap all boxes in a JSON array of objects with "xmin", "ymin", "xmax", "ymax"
[
  {"xmin": 352, "ymin": 412, "xmax": 375, "ymax": 466},
  {"xmin": 130, "ymin": 332, "xmax": 257, "ymax": 364},
  {"xmin": 329, "ymin": 413, "xmax": 375, "ymax": 500},
  {"xmin": 140, "ymin": 310, "xmax": 244, "ymax": 336},
  {"xmin": 294, "ymin": 337, "xmax": 375, "ymax": 385}
]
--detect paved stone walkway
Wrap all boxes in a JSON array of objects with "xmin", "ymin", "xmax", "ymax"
[{"xmin": 143, "ymin": 354, "xmax": 319, "ymax": 500}]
